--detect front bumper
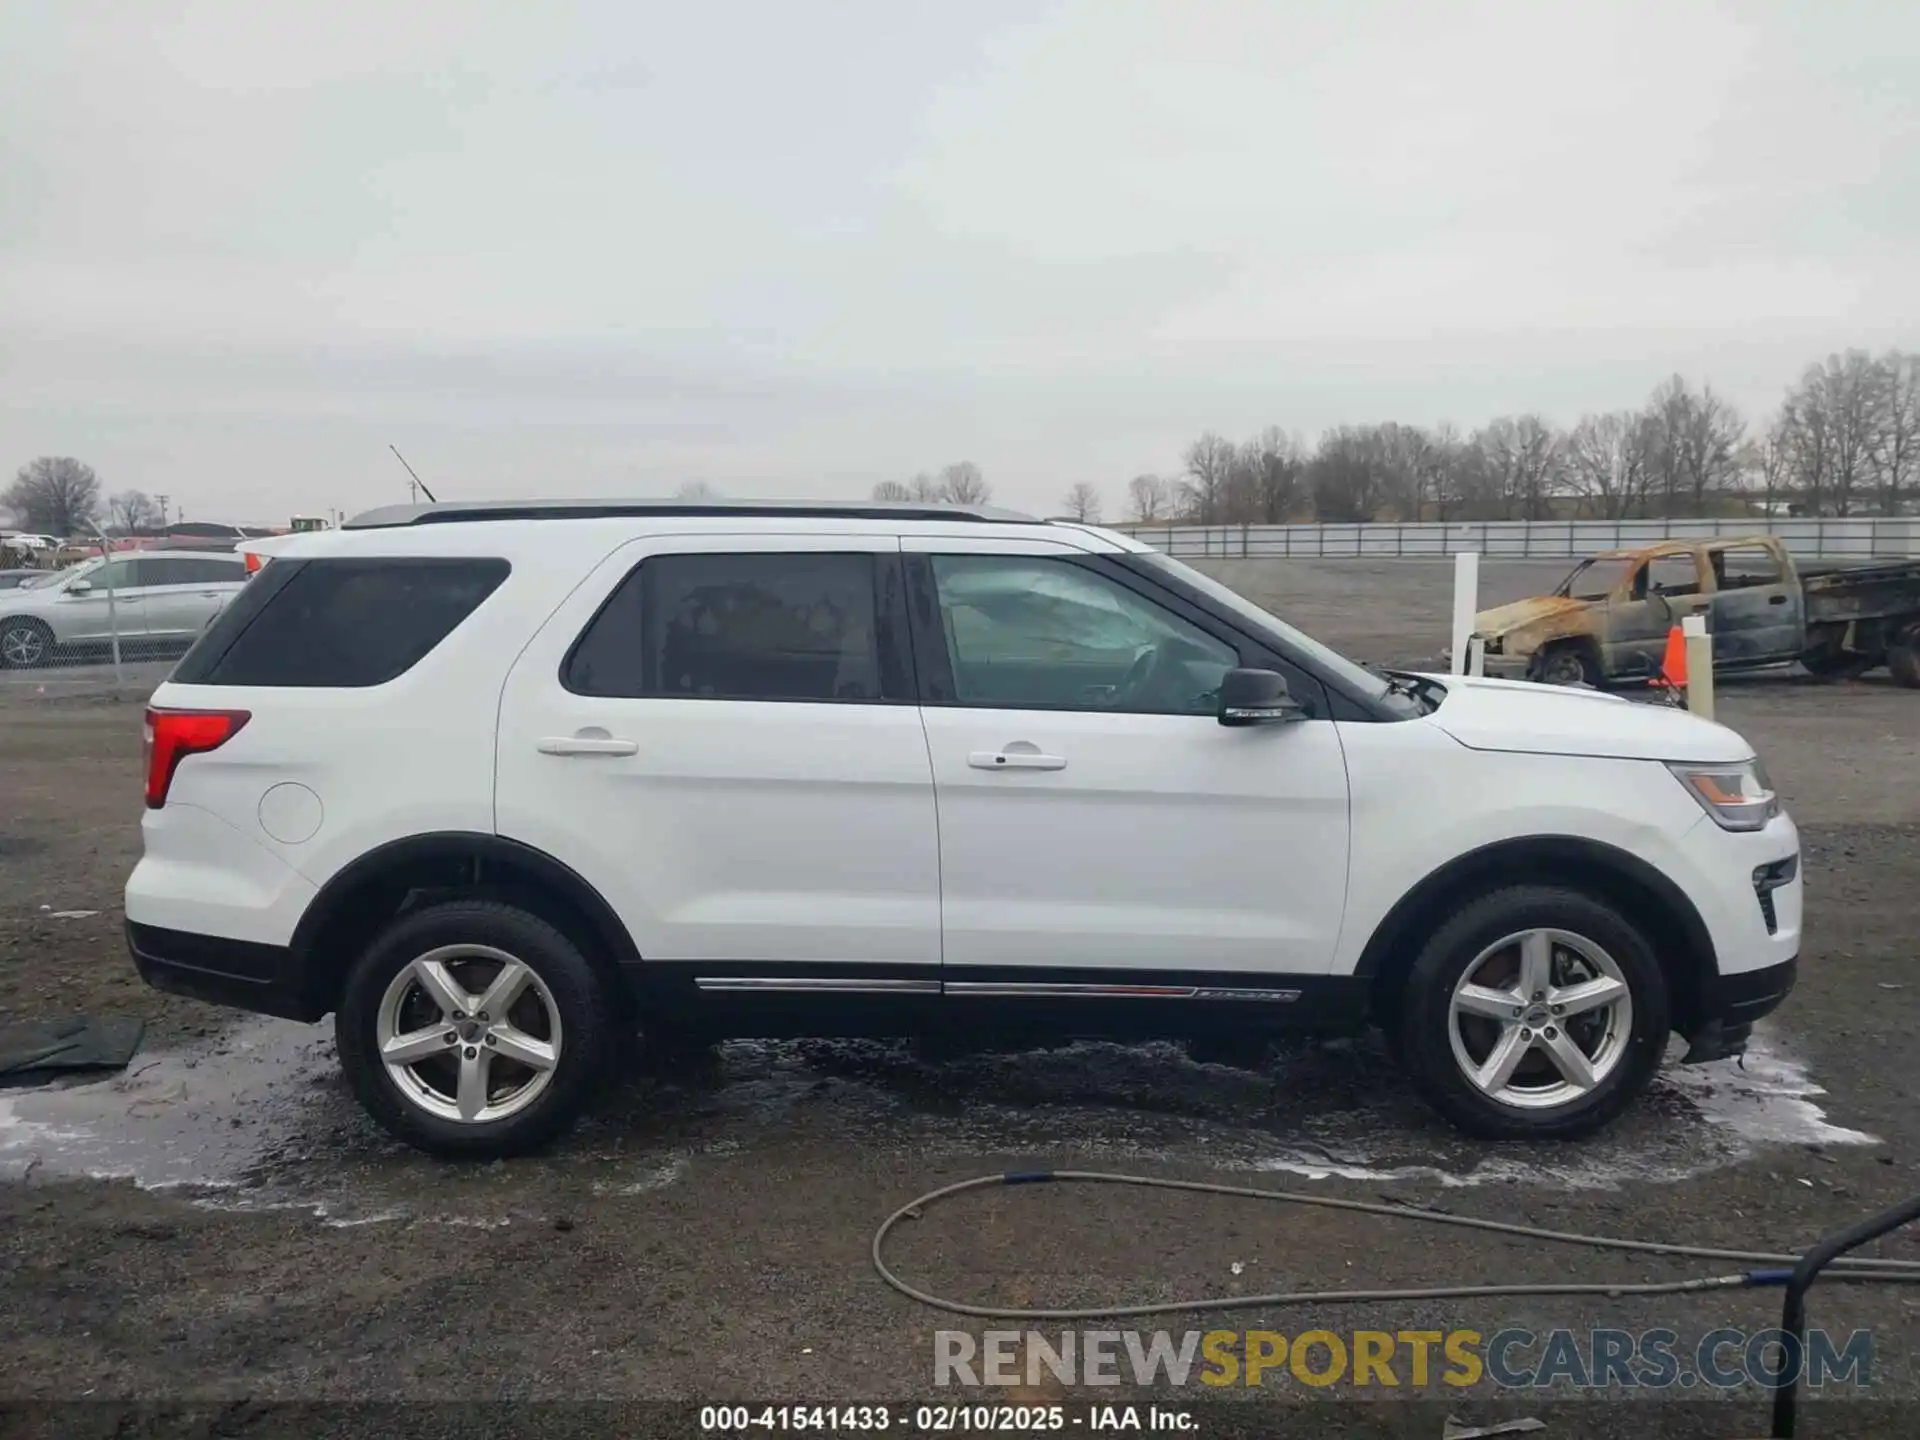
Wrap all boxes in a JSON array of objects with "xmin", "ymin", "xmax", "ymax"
[{"xmin": 1681, "ymin": 953, "xmax": 1798, "ymax": 1063}]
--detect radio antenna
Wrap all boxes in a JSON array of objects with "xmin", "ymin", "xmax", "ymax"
[{"xmin": 389, "ymin": 445, "xmax": 438, "ymax": 504}]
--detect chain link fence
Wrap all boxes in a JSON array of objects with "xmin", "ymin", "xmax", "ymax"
[{"xmin": 0, "ymin": 546, "xmax": 249, "ymax": 699}]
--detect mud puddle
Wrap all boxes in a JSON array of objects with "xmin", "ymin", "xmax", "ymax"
[{"xmin": 0, "ymin": 1017, "xmax": 1876, "ymax": 1226}]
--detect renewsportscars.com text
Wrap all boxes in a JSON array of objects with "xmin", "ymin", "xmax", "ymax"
[{"xmin": 935, "ymin": 1327, "xmax": 1873, "ymax": 1391}]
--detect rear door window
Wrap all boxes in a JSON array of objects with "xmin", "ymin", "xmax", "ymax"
[
  {"xmin": 564, "ymin": 551, "xmax": 902, "ymax": 702},
  {"xmin": 141, "ymin": 556, "xmax": 245, "ymax": 586},
  {"xmin": 1713, "ymin": 546, "xmax": 1782, "ymax": 589},
  {"xmin": 172, "ymin": 558, "xmax": 509, "ymax": 687}
]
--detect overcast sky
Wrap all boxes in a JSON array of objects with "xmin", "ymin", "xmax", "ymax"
[{"xmin": 2, "ymin": 0, "xmax": 1915, "ymax": 525}]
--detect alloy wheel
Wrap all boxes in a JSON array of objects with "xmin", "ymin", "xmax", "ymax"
[
  {"xmin": 375, "ymin": 944, "xmax": 563, "ymax": 1124},
  {"xmin": 1446, "ymin": 928, "xmax": 1633, "ymax": 1110},
  {"xmin": 1, "ymin": 624, "xmax": 47, "ymax": 666}
]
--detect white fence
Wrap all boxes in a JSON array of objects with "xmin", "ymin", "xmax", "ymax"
[{"xmin": 1125, "ymin": 517, "xmax": 1920, "ymax": 561}]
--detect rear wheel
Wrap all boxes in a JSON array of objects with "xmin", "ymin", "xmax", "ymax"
[
  {"xmin": 335, "ymin": 900, "xmax": 617, "ymax": 1157},
  {"xmin": 1889, "ymin": 624, "xmax": 1920, "ymax": 689},
  {"xmin": 1802, "ymin": 648, "xmax": 1876, "ymax": 681},
  {"xmin": 1396, "ymin": 886, "xmax": 1669, "ymax": 1140}
]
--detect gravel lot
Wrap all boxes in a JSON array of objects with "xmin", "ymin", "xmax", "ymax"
[{"xmin": 2, "ymin": 559, "xmax": 1917, "ymax": 1438}]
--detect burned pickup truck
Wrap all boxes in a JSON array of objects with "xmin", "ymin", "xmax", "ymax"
[{"xmin": 1473, "ymin": 535, "xmax": 1920, "ymax": 688}]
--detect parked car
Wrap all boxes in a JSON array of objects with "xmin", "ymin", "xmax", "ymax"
[
  {"xmin": 0, "ymin": 550, "xmax": 249, "ymax": 668},
  {"xmin": 1473, "ymin": 535, "xmax": 1920, "ymax": 687},
  {"xmin": 126, "ymin": 500, "xmax": 1800, "ymax": 1156}
]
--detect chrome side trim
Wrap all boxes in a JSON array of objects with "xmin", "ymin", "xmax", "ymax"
[
  {"xmin": 943, "ymin": 981, "xmax": 1301, "ymax": 1002},
  {"xmin": 693, "ymin": 977, "xmax": 941, "ymax": 995}
]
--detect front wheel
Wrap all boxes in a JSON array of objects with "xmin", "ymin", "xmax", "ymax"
[
  {"xmin": 1530, "ymin": 645, "xmax": 1598, "ymax": 688},
  {"xmin": 335, "ymin": 900, "xmax": 618, "ymax": 1157},
  {"xmin": 1395, "ymin": 886, "xmax": 1669, "ymax": 1140},
  {"xmin": 0, "ymin": 618, "xmax": 54, "ymax": 669}
]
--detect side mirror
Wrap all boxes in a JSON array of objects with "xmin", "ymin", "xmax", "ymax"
[
  {"xmin": 1218, "ymin": 668, "xmax": 1306, "ymax": 726},
  {"xmin": 66, "ymin": 579, "xmax": 93, "ymax": 595}
]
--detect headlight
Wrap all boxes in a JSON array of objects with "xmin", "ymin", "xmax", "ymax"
[{"xmin": 1667, "ymin": 759, "xmax": 1779, "ymax": 831}]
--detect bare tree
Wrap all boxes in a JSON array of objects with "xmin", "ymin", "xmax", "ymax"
[
  {"xmin": 1307, "ymin": 427, "xmax": 1392, "ymax": 523},
  {"xmin": 673, "ymin": 479, "xmax": 722, "ymax": 502},
  {"xmin": 1126, "ymin": 474, "xmax": 1172, "ymax": 523},
  {"xmin": 1872, "ymin": 349, "xmax": 1919, "ymax": 516},
  {"xmin": 1780, "ymin": 352, "xmax": 1882, "ymax": 515},
  {"xmin": 1750, "ymin": 413, "xmax": 1795, "ymax": 517},
  {"xmin": 1563, "ymin": 412, "xmax": 1653, "ymax": 519},
  {"xmin": 871, "ymin": 480, "xmax": 915, "ymax": 502},
  {"xmin": 1179, "ymin": 433, "xmax": 1236, "ymax": 523},
  {"xmin": 5, "ymin": 457, "xmax": 102, "ymax": 535},
  {"xmin": 1060, "ymin": 482, "xmax": 1102, "ymax": 523},
  {"xmin": 108, "ymin": 489, "xmax": 160, "ymax": 533},
  {"xmin": 936, "ymin": 462, "xmax": 991, "ymax": 505},
  {"xmin": 1417, "ymin": 422, "xmax": 1467, "ymax": 521},
  {"xmin": 1236, "ymin": 427, "xmax": 1307, "ymax": 523},
  {"xmin": 1467, "ymin": 416, "xmax": 1562, "ymax": 520}
]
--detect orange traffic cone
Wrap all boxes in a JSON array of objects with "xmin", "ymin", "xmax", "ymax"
[{"xmin": 1650, "ymin": 625, "xmax": 1687, "ymax": 690}]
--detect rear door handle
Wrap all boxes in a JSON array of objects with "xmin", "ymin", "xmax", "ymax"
[
  {"xmin": 968, "ymin": 750, "xmax": 1067, "ymax": 771},
  {"xmin": 539, "ymin": 736, "xmax": 639, "ymax": 757},
  {"xmin": 1768, "ymin": 594, "xmax": 1787, "ymax": 605}
]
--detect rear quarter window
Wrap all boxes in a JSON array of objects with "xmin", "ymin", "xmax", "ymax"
[{"xmin": 172, "ymin": 558, "xmax": 510, "ymax": 688}]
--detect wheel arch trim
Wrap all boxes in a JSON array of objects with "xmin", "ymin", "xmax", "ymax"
[
  {"xmin": 289, "ymin": 831, "xmax": 642, "ymax": 1011},
  {"xmin": 1352, "ymin": 834, "xmax": 1717, "ymax": 1026}
]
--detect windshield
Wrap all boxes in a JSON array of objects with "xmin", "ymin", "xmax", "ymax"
[
  {"xmin": 1127, "ymin": 552, "xmax": 1393, "ymax": 704},
  {"xmin": 24, "ymin": 561, "xmax": 94, "ymax": 590},
  {"xmin": 1556, "ymin": 557, "xmax": 1633, "ymax": 601}
]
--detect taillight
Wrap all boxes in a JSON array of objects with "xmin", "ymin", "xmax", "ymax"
[
  {"xmin": 243, "ymin": 551, "xmax": 265, "ymax": 574},
  {"xmin": 145, "ymin": 708, "xmax": 250, "ymax": 808}
]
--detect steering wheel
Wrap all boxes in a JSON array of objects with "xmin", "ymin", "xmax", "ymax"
[{"xmin": 1112, "ymin": 644, "xmax": 1165, "ymax": 706}]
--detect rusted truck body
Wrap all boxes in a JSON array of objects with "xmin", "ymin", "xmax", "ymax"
[{"xmin": 1472, "ymin": 535, "xmax": 1920, "ymax": 688}]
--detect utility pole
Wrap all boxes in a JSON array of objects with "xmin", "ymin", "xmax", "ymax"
[{"xmin": 155, "ymin": 494, "xmax": 171, "ymax": 530}]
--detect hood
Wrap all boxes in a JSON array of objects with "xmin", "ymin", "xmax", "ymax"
[
  {"xmin": 1474, "ymin": 595, "xmax": 1591, "ymax": 637},
  {"xmin": 1418, "ymin": 673, "xmax": 1753, "ymax": 763}
]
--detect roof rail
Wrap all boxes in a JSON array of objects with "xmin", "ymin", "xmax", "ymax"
[{"xmin": 343, "ymin": 498, "xmax": 1042, "ymax": 530}]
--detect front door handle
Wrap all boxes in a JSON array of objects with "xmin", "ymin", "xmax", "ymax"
[
  {"xmin": 539, "ymin": 735, "xmax": 639, "ymax": 757},
  {"xmin": 1768, "ymin": 593, "xmax": 1787, "ymax": 605},
  {"xmin": 968, "ymin": 749, "xmax": 1067, "ymax": 771}
]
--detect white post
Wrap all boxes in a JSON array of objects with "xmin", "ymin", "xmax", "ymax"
[
  {"xmin": 1682, "ymin": 613, "xmax": 1713, "ymax": 719},
  {"xmin": 1466, "ymin": 634, "xmax": 1486, "ymax": 677},
  {"xmin": 1450, "ymin": 551, "xmax": 1481, "ymax": 676}
]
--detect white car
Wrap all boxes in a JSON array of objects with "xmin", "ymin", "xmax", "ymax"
[
  {"xmin": 0, "ymin": 550, "xmax": 250, "ymax": 668},
  {"xmin": 125, "ymin": 501, "xmax": 1801, "ymax": 1156}
]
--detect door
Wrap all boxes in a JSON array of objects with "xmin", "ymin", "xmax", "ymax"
[
  {"xmin": 901, "ymin": 539, "xmax": 1352, "ymax": 985},
  {"xmin": 138, "ymin": 555, "xmax": 248, "ymax": 645},
  {"xmin": 1706, "ymin": 544, "xmax": 1803, "ymax": 666},
  {"xmin": 51, "ymin": 557, "xmax": 149, "ymax": 646},
  {"xmin": 494, "ymin": 533, "xmax": 941, "ymax": 991},
  {"xmin": 1600, "ymin": 550, "xmax": 1711, "ymax": 678}
]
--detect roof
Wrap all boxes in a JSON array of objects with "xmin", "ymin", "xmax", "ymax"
[
  {"xmin": 343, "ymin": 498, "xmax": 1042, "ymax": 530},
  {"xmin": 1591, "ymin": 534, "xmax": 1779, "ymax": 561}
]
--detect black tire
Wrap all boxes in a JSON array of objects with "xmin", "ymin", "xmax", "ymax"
[
  {"xmin": 1530, "ymin": 644, "xmax": 1598, "ymax": 688},
  {"xmin": 1395, "ymin": 885, "xmax": 1670, "ymax": 1141},
  {"xmin": 1889, "ymin": 627, "xmax": 1920, "ymax": 690},
  {"xmin": 1801, "ymin": 649, "xmax": 1876, "ymax": 681},
  {"xmin": 0, "ymin": 617, "xmax": 54, "ymax": 670},
  {"xmin": 335, "ymin": 899, "xmax": 618, "ymax": 1157}
]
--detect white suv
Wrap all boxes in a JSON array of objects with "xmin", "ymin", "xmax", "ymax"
[{"xmin": 125, "ymin": 501, "xmax": 1801, "ymax": 1157}]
